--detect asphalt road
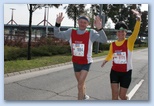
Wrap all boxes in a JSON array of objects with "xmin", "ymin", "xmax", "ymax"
[{"xmin": 4, "ymin": 48, "xmax": 148, "ymax": 100}]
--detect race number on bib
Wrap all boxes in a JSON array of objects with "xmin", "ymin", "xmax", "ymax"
[
  {"xmin": 113, "ymin": 51, "xmax": 127, "ymax": 64},
  {"xmin": 72, "ymin": 43, "xmax": 84, "ymax": 57}
]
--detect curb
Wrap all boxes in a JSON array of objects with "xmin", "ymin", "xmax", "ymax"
[{"xmin": 4, "ymin": 61, "xmax": 73, "ymax": 78}]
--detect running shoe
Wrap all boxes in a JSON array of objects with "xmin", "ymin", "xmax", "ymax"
[{"xmin": 84, "ymin": 94, "xmax": 90, "ymax": 100}]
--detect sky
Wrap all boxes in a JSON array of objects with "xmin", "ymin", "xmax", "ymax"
[{"xmin": 4, "ymin": 4, "xmax": 148, "ymax": 28}]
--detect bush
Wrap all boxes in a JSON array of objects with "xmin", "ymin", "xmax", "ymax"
[
  {"xmin": 4, "ymin": 46, "xmax": 21, "ymax": 61},
  {"xmin": 99, "ymin": 43, "xmax": 110, "ymax": 50},
  {"xmin": 31, "ymin": 46, "xmax": 52, "ymax": 56},
  {"xmin": 18, "ymin": 48, "xmax": 27, "ymax": 57},
  {"xmin": 47, "ymin": 45, "xmax": 59, "ymax": 55},
  {"xmin": 93, "ymin": 42, "xmax": 110, "ymax": 52},
  {"xmin": 4, "ymin": 45, "xmax": 71, "ymax": 61},
  {"xmin": 134, "ymin": 43, "xmax": 148, "ymax": 48},
  {"xmin": 32, "ymin": 45, "xmax": 71, "ymax": 56},
  {"xmin": 58, "ymin": 46, "xmax": 71, "ymax": 54}
]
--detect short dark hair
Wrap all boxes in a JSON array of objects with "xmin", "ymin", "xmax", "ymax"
[{"xmin": 115, "ymin": 21, "xmax": 128, "ymax": 30}]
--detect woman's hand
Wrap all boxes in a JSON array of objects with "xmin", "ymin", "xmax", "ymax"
[
  {"xmin": 131, "ymin": 9, "xmax": 141, "ymax": 21},
  {"xmin": 101, "ymin": 60, "xmax": 108, "ymax": 68}
]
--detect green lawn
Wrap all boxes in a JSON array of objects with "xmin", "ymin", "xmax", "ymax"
[{"xmin": 4, "ymin": 55, "xmax": 72, "ymax": 74}]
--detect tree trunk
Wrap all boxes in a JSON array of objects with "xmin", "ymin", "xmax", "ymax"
[
  {"xmin": 27, "ymin": 4, "xmax": 33, "ymax": 60},
  {"xmin": 74, "ymin": 6, "xmax": 77, "ymax": 28}
]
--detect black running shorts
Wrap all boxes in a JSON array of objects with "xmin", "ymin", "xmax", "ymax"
[{"xmin": 110, "ymin": 69, "xmax": 132, "ymax": 88}]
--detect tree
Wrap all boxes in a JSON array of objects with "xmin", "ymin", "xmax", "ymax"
[
  {"xmin": 140, "ymin": 11, "xmax": 148, "ymax": 34},
  {"xmin": 64, "ymin": 4, "xmax": 86, "ymax": 28},
  {"xmin": 102, "ymin": 4, "xmax": 143, "ymax": 31},
  {"xmin": 105, "ymin": 4, "xmax": 148, "ymax": 47},
  {"xmin": 89, "ymin": 4, "xmax": 100, "ymax": 28},
  {"xmin": 138, "ymin": 10, "xmax": 148, "ymax": 46},
  {"xmin": 27, "ymin": 4, "xmax": 61, "ymax": 60}
]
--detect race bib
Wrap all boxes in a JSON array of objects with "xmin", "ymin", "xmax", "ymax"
[
  {"xmin": 72, "ymin": 43, "xmax": 84, "ymax": 57},
  {"xmin": 113, "ymin": 51, "xmax": 127, "ymax": 64}
]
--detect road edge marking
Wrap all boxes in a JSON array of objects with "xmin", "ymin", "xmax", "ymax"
[{"xmin": 127, "ymin": 79, "xmax": 144, "ymax": 100}]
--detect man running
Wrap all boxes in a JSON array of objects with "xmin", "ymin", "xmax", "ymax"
[{"xmin": 54, "ymin": 13, "xmax": 107, "ymax": 100}]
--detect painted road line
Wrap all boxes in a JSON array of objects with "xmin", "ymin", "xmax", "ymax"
[{"xmin": 127, "ymin": 79, "xmax": 144, "ymax": 100}]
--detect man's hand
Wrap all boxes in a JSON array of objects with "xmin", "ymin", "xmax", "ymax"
[
  {"xmin": 131, "ymin": 9, "xmax": 141, "ymax": 21},
  {"xmin": 56, "ymin": 12, "xmax": 64, "ymax": 24},
  {"xmin": 94, "ymin": 15, "xmax": 103, "ymax": 30}
]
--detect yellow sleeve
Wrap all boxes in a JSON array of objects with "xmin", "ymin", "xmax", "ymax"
[
  {"xmin": 127, "ymin": 20, "xmax": 141, "ymax": 51},
  {"xmin": 105, "ymin": 43, "xmax": 113, "ymax": 61}
]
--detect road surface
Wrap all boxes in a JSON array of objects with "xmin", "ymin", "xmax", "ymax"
[{"xmin": 4, "ymin": 48, "xmax": 148, "ymax": 100}]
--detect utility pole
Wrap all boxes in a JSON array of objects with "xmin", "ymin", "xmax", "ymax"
[
  {"xmin": 46, "ymin": 7, "xmax": 49, "ymax": 37},
  {"xmin": 7, "ymin": 8, "xmax": 18, "ymax": 25},
  {"xmin": 37, "ymin": 7, "xmax": 52, "ymax": 37},
  {"xmin": 90, "ymin": 5, "xmax": 95, "ymax": 29},
  {"xmin": 95, "ymin": 4, "xmax": 105, "ymax": 54},
  {"xmin": 37, "ymin": 7, "xmax": 52, "ymax": 26}
]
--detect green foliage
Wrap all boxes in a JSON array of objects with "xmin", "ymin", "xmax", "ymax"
[
  {"xmin": 31, "ymin": 46, "xmax": 52, "ymax": 56},
  {"xmin": 4, "ymin": 45, "xmax": 71, "ymax": 61},
  {"xmin": 64, "ymin": 4, "xmax": 86, "ymax": 27},
  {"xmin": 91, "ymin": 4, "xmax": 148, "ymax": 33},
  {"xmin": 99, "ymin": 43, "xmax": 110, "ymax": 50},
  {"xmin": 4, "ymin": 46, "xmax": 21, "ymax": 61},
  {"xmin": 57, "ymin": 46, "xmax": 71, "ymax": 54},
  {"xmin": 93, "ymin": 42, "xmax": 110, "ymax": 52}
]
